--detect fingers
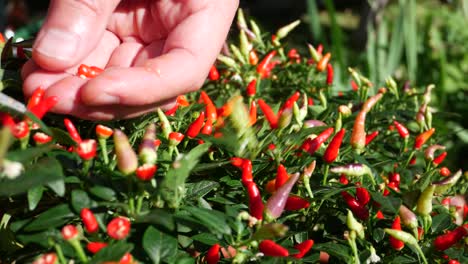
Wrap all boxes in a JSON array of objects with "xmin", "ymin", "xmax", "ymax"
[
  {"xmin": 80, "ymin": 0, "xmax": 239, "ymax": 107},
  {"xmin": 32, "ymin": 0, "xmax": 120, "ymax": 71}
]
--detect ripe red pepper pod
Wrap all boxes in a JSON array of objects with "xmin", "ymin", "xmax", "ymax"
[
  {"xmin": 241, "ymin": 159, "xmax": 253, "ymax": 185},
  {"xmin": 61, "ymin": 224, "xmax": 79, "ymax": 241},
  {"xmin": 249, "ymin": 50, "xmax": 259, "ymax": 65},
  {"xmin": 201, "ymin": 117, "xmax": 213, "ymax": 135},
  {"xmin": 80, "ymin": 208, "xmax": 99, "ymax": 233},
  {"xmin": 424, "ymin": 144, "xmax": 445, "ymax": 161},
  {"xmin": 317, "ymin": 52, "xmax": 331, "ymax": 72},
  {"xmin": 106, "ymin": 217, "xmax": 131, "ymax": 240},
  {"xmin": 200, "ymin": 91, "xmax": 218, "ymax": 122},
  {"xmin": 258, "ymin": 99, "xmax": 278, "ymax": 129},
  {"xmin": 292, "ymin": 239, "xmax": 314, "ymax": 259},
  {"xmin": 257, "ymin": 50, "xmax": 277, "ymax": 78},
  {"xmin": 64, "ymin": 118, "xmax": 82, "ymax": 143},
  {"xmin": 389, "ymin": 216, "xmax": 405, "ymax": 251},
  {"xmin": 246, "ymin": 79, "xmax": 257, "ymax": 97},
  {"xmin": 439, "ymin": 167, "xmax": 450, "ymax": 177},
  {"xmin": 350, "ymin": 112, "xmax": 367, "ymax": 152},
  {"xmin": 27, "ymin": 87, "xmax": 45, "ymax": 110},
  {"xmin": 323, "ymin": 128, "xmax": 346, "ymax": 163},
  {"xmin": 205, "ymin": 243, "xmax": 221, "ymax": 264},
  {"xmin": 280, "ymin": 91, "xmax": 301, "ymax": 113},
  {"xmin": 33, "ymin": 132, "xmax": 53, "ymax": 145},
  {"xmin": 186, "ymin": 112, "xmax": 205, "ymax": 138},
  {"xmin": 433, "ymin": 225, "xmax": 468, "ymax": 251},
  {"xmin": 86, "ymin": 242, "xmax": 108, "ymax": 254},
  {"xmin": 433, "ymin": 151, "xmax": 447, "ymax": 165},
  {"xmin": 365, "ymin": 131, "xmax": 379, "ymax": 145},
  {"xmin": 76, "ymin": 139, "xmax": 97, "ymax": 160},
  {"xmin": 33, "ymin": 253, "xmax": 57, "ymax": 264},
  {"xmin": 136, "ymin": 164, "xmax": 157, "ymax": 181},
  {"xmin": 389, "ymin": 172, "xmax": 401, "ymax": 185},
  {"xmin": 355, "ymin": 185, "xmax": 371, "ymax": 206},
  {"xmin": 265, "ymin": 172, "xmax": 300, "ymax": 219},
  {"xmin": 230, "ymin": 157, "xmax": 244, "ymax": 168},
  {"xmin": 303, "ymin": 127, "xmax": 334, "ymax": 155},
  {"xmin": 208, "ymin": 65, "xmax": 220, "ymax": 81},
  {"xmin": 275, "ymin": 164, "xmax": 289, "ymax": 190},
  {"xmin": 114, "ymin": 129, "xmax": 138, "ymax": 175},
  {"xmin": 285, "ymin": 195, "xmax": 310, "ymax": 211},
  {"xmin": 29, "ymin": 96, "xmax": 58, "ymax": 120},
  {"xmin": 414, "ymin": 128, "xmax": 435, "ymax": 149},
  {"xmin": 341, "ymin": 191, "xmax": 369, "ymax": 220},
  {"xmin": 393, "ymin": 120, "xmax": 409, "ymax": 139},
  {"xmin": 168, "ymin": 132, "xmax": 184, "ymax": 146},
  {"xmin": 245, "ymin": 181, "xmax": 264, "ymax": 220},
  {"xmin": 95, "ymin": 124, "xmax": 113, "ymax": 139},
  {"xmin": 326, "ymin": 63, "xmax": 333, "ymax": 85},
  {"xmin": 249, "ymin": 100, "xmax": 257, "ymax": 126},
  {"xmin": 12, "ymin": 121, "xmax": 29, "ymax": 139},
  {"xmin": 259, "ymin": 240, "xmax": 289, "ymax": 257}
]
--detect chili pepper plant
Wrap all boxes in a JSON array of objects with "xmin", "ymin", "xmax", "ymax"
[{"xmin": 0, "ymin": 10, "xmax": 467, "ymax": 264}]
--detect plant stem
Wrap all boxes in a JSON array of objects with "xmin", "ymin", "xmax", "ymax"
[
  {"xmin": 322, "ymin": 164, "xmax": 330, "ymax": 185},
  {"xmin": 54, "ymin": 243, "xmax": 67, "ymax": 264},
  {"xmin": 98, "ymin": 138, "xmax": 109, "ymax": 164}
]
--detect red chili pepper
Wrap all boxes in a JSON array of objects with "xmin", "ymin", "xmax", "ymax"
[
  {"xmin": 86, "ymin": 242, "xmax": 108, "ymax": 254},
  {"xmin": 205, "ymin": 243, "xmax": 221, "ymax": 264},
  {"xmin": 351, "ymin": 80, "xmax": 359, "ymax": 91},
  {"xmin": 355, "ymin": 186, "xmax": 371, "ymax": 206},
  {"xmin": 80, "ymin": 208, "xmax": 99, "ymax": 233},
  {"xmin": 292, "ymin": 239, "xmax": 314, "ymax": 259},
  {"xmin": 341, "ymin": 191, "xmax": 369, "ymax": 220},
  {"xmin": 249, "ymin": 50, "xmax": 259, "ymax": 65},
  {"xmin": 246, "ymin": 79, "xmax": 257, "ymax": 97},
  {"xmin": 280, "ymin": 91, "xmax": 301, "ymax": 112},
  {"xmin": 249, "ymin": 100, "xmax": 257, "ymax": 126},
  {"xmin": 259, "ymin": 240, "xmax": 289, "ymax": 257},
  {"xmin": 208, "ymin": 65, "xmax": 220, "ymax": 81},
  {"xmin": 389, "ymin": 216, "xmax": 405, "ymax": 251},
  {"xmin": 107, "ymin": 217, "xmax": 131, "ymax": 240},
  {"xmin": 95, "ymin": 124, "xmax": 113, "ymax": 139},
  {"xmin": 13, "ymin": 121, "xmax": 29, "ymax": 139},
  {"xmin": 433, "ymin": 225, "xmax": 468, "ymax": 251},
  {"xmin": 303, "ymin": 127, "xmax": 334, "ymax": 155},
  {"xmin": 258, "ymin": 99, "xmax": 278, "ymax": 129},
  {"xmin": 448, "ymin": 260, "xmax": 460, "ymax": 264},
  {"xmin": 88, "ymin": 66, "xmax": 103, "ymax": 78},
  {"xmin": 78, "ymin": 64, "xmax": 90, "ymax": 78},
  {"xmin": 76, "ymin": 139, "xmax": 97, "ymax": 160},
  {"xmin": 32, "ymin": 253, "xmax": 57, "ymax": 264},
  {"xmin": 61, "ymin": 225, "xmax": 79, "ymax": 240},
  {"xmin": 33, "ymin": 132, "xmax": 52, "ymax": 145},
  {"xmin": 414, "ymin": 128, "xmax": 435, "ymax": 149},
  {"xmin": 326, "ymin": 64, "xmax": 333, "ymax": 85},
  {"xmin": 230, "ymin": 157, "xmax": 244, "ymax": 168},
  {"xmin": 201, "ymin": 117, "xmax": 213, "ymax": 135},
  {"xmin": 245, "ymin": 181, "xmax": 264, "ymax": 220},
  {"xmin": 0, "ymin": 112, "xmax": 16, "ymax": 130},
  {"xmin": 265, "ymin": 173, "xmax": 300, "ymax": 219},
  {"xmin": 200, "ymin": 91, "xmax": 217, "ymax": 122},
  {"xmin": 241, "ymin": 159, "xmax": 253, "ymax": 185},
  {"xmin": 27, "ymin": 87, "xmax": 45, "ymax": 110},
  {"xmin": 323, "ymin": 128, "xmax": 346, "ymax": 163},
  {"xmin": 287, "ymin": 49, "xmax": 300, "ymax": 60},
  {"xmin": 433, "ymin": 151, "xmax": 447, "ymax": 165},
  {"xmin": 285, "ymin": 195, "xmax": 310, "ymax": 211},
  {"xmin": 350, "ymin": 112, "xmax": 367, "ymax": 152},
  {"xmin": 136, "ymin": 164, "xmax": 157, "ymax": 181},
  {"xmin": 393, "ymin": 121, "xmax": 409, "ymax": 139},
  {"xmin": 375, "ymin": 210, "xmax": 385, "ymax": 219},
  {"xmin": 186, "ymin": 112, "xmax": 205, "ymax": 138},
  {"xmin": 339, "ymin": 174, "xmax": 349, "ymax": 185},
  {"xmin": 119, "ymin": 253, "xmax": 133, "ymax": 264},
  {"xmin": 389, "ymin": 173, "xmax": 401, "ymax": 185},
  {"xmin": 275, "ymin": 164, "xmax": 289, "ymax": 190},
  {"xmin": 29, "ymin": 96, "xmax": 58, "ymax": 120},
  {"xmin": 257, "ymin": 50, "xmax": 277, "ymax": 78},
  {"xmin": 316, "ymin": 52, "xmax": 331, "ymax": 72},
  {"xmin": 439, "ymin": 167, "xmax": 451, "ymax": 177},
  {"xmin": 168, "ymin": 132, "xmax": 184, "ymax": 146},
  {"xmin": 0, "ymin": 33, "xmax": 5, "ymax": 43},
  {"xmin": 365, "ymin": 131, "xmax": 379, "ymax": 145},
  {"xmin": 64, "ymin": 118, "xmax": 82, "ymax": 143},
  {"xmin": 316, "ymin": 44, "xmax": 323, "ymax": 54}
]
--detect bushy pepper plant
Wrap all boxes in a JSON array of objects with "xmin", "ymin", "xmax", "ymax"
[{"xmin": 0, "ymin": 9, "xmax": 467, "ymax": 264}]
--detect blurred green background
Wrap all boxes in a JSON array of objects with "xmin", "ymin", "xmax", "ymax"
[{"xmin": 1, "ymin": 0, "xmax": 467, "ymax": 169}]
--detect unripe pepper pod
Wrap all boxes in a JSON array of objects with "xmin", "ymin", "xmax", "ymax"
[
  {"xmin": 389, "ymin": 216, "xmax": 405, "ymax": 251},
  {"xmin": 323, "ymin": 128, "xmax": 346, "ymax": 163},
  {"xmin": 317, "ymin": 52, "xmax": 331, "ymax": 72},
  {"xmin": 80, "ymin": 208, "xmax": 99, "ymax": 233},
  {"xmin": 384, "ymin": 229, "xmax": 418, "ymax": 247},
  {"xmin": 205, "ymin": 243, "xmax": 221, "ymax": 264},
  {"xmin": 265, "ymin": 172, "xmax": 300, "ymax": 219},
  {"xmin": 258, "ymin": 240, "xmax": 289, "ymax": 257},
  {"xmin": 416, "ymin": 185, "xmax": 435, "ymax": 216},
  {"xmin": 107, "ymin": 217, "xmax": 131, "ymax": 240},
  {"xmin": 414, "ymin": 128, "xmax": 435, "ymax": 149},
  {"xmin": 249, "ymin": 50, "xmax": 259, "ymax": 65},
  {"xmin": 157, "ymin": 108, "xmax": 173, "ymax": 139},
  {"xmin": 424, "ymin": 144, "xmax": 445, "ymax": 161},
  {"xmin": 292, "ymin": 239, "xmax": 314, "ymax": 259},
  {"xmin": 433, "ymin": 170, "xmax": 462, "ymax": 195},
  {"xmin": 114, "ymin": 129, "xmax": 138, "ymax": 175},
  {"xmin": 139, "ymin": 123, "xmax": 157, "ymax": 164},
  {"xmin": 346, "ymin": 209, "xmax": 365, "ymax": 239}
]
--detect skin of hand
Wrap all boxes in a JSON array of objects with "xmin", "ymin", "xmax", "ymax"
[{"xmin": 21, "ymin": 0, "xmax": 239, "ymax": 120}]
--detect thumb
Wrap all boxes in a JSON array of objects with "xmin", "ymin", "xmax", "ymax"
[{"xmin": 32, "ymin": 0, "xmax": 120, "ymax": 71}]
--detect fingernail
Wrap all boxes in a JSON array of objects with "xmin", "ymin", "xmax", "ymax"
[
  {"xmin": 34, "ymin": 28, "xmax": 80, "ymax": 61},
  {"xmin": 94, "ymin": 93, "xmax": 120, "ymax": 105}
]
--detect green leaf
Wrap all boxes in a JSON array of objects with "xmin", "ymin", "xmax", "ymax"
[
  {"xmin": 27, "ymin": 186, "xmax": 44, "ymax": 211},
  {"xmin": 17, "ymin": 229, "xmax": 60, "ymax": 248},
  {"xmin": 431, "ymin": 213, "xmax": 452, "ymax": 233},
  {"xmin": 314, "ymin": 242, "xmax": 351, "ymax": 262},
  {"xmin": 90, "ymin": 241, "xmax": 133, "ymax": 264},
  {"xmin": 143, "ymin": 226, "xmax": 178, "ymax": 264},
  {"xmin": 89, "ymin": 186, "xmax": 116, "ymax": 201},
  {"xmin": 191, "ymin": 233, "xmax": 219, "ymax": 246},
  {"xmin": 0, "ymin": 157, "xmax": 63, "ymax": 196},
  {"xmin": 370, "ymin": 191, "xmax": 401, "ymax": 214},
  {"xmin": 135, "ymin": 209, "xmax": 175, "ymax": 232},
  {"xmin": 185, "ymin": 181, "xmax": 219, "ymax": 201},
  {"xmin": 23, "ymin": 204, "xmax": 74, "ymax": 232},
  {"xmin": 183, "ymin": 206, "xmax": 231, "ymax": 235},
  {"xmin": 161, "ymin": 143, "xmax": 211, "ymax": 208},
  {"xmin": 6, "ymin": 144, "xmax": 54, "ymax": 163},
  {"xmin": 71, "ymin": 189, "xmax": 92, "ymax": 213},
  {"xmin": 49, "ymin": 127, "xmax": 77, "ymax": 146},
  {"xmin": 47, "ymin": 179, "xmax": 65, "ymax": 197}
]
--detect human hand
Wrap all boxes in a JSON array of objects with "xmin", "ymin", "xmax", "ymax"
[{"xmin": 22, "ymin": 0, "xmax": 239, "ymax": 120}]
